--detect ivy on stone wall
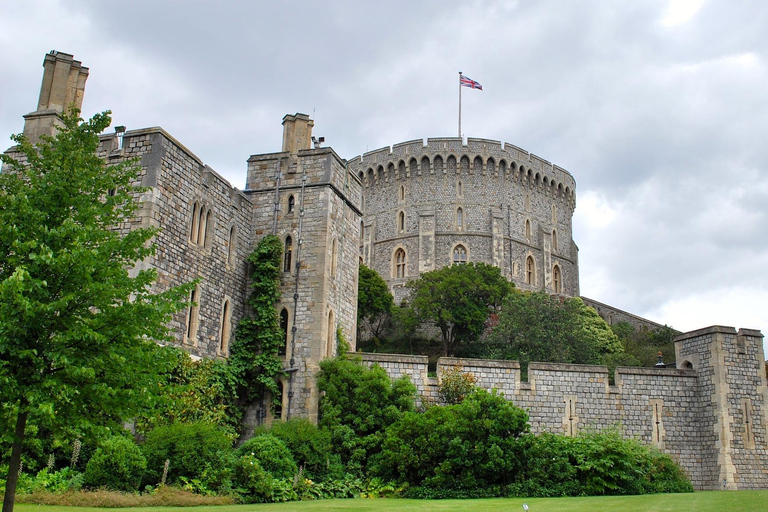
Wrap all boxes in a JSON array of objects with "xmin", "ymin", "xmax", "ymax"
[{"xmin": 229, "ymin": 235, "xmax": 285, "ymax": 404}]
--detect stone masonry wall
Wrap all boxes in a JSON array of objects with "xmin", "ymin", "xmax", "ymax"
[
  {"xmin": 360, "ymin": 325, "xmax": 768, "ymax": 490},
  {"xmin": 97, "ymin": 128, "xmax": 253, "ymax": 360},
  {"xmin": 349, "ymin": 137, "xmax": 579, "ymax": 301},
  {"xmin": 246, "ymin": 146, "xmax": 361, "ymax": 424}
]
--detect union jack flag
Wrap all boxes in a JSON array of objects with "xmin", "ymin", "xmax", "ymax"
[{"xmin": 460, "ymin": 74, "xmax": 483, "ymax": 90}]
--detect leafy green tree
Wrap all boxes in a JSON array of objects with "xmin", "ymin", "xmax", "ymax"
[
  {"xmin": 357, "ymin": 264, "xmax": 394, "ymax": 342},
  {"xmin": 0, "ymin": 110, "xmax": 191, "ymax": 512},
  {"xmin": 134, "ymin": 348, "xmax": 240, "ymax": 439},
  {"xmin": 486, "ymin": 291, "xmax": 624, "ymax": 373},
  {"xmin": 611, "ymin": 321, "xmax": 678, "ymax": 367},
  {"xmin": 407, "ymin": 263, "xmax": 513, "ymax": 356},
  {"xmin": 317, "ymin": 356, "xmax": 416, "ymax": 474}
]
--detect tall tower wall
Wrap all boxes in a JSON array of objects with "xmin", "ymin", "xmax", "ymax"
[{"xmin": 349, "ymin": 138, "xmax": 577, "ymax": 301}]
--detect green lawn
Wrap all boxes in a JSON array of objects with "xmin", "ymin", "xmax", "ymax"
[{"xmin": 15, "ymin": 491, "xmax": 768, "ymax": 512}]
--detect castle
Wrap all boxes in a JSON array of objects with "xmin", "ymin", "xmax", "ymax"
[{"xmin": 4, "ymin": 51, "xmax": 768, "ymax": 490}]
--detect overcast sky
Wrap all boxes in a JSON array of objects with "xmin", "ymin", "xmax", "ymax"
[{"xmin": 2, "ymin": 0, "xmax": 767, "ymax": 358}]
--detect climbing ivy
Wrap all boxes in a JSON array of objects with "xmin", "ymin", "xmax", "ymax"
[{"xmin": 228, "ymin": 235, "xmax": 285, "ymax": 405}]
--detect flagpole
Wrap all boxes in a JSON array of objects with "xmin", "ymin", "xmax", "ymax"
[{"xmin": 458, "ymin": 71, "xmax": 462, "ymax": 138}]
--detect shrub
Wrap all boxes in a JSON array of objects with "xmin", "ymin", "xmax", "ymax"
[
  {"xmin": 236, "ymin": 434, "xmax": 297, "ymax": 480},
  {"xmin": 643, "ymin": 449, "xmax": 694, "ymax": 493},
  {"xmin": 317, "ymin": 356, "xmax": 416, "ymax": 474},
  {"xmin": 83, "ymin": 436, "xmax": 146, "ymax": 492},
  {"xmin": 255, "ymin": 418, "xmax": 339, "ymax": 480},
  {"xmin": 141, "ymin": 421, "xmax": 232, "ymax": 490},
  {"xmin": 515, "ymin": 429, "xmax": 693, "ymax": 497},
  {"xmin": 375, "ymin": 388, "xmax": 529, "ymax": 490},
  {"xmin": 437, "ymin": 366, "xmax": 477, "ymax": 404},
  {"xmin": 512, "ymin": 433, "xmax": 582, "ymax": 497}
]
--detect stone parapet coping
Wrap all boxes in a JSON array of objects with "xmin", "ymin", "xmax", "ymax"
[{"xmin": 358, "ymin": 352, "xmax": 428, "ymax": 365}]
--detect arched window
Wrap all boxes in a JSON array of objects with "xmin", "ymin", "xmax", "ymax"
[
  {"xmin": 186, "ymin": 284, "xmax": 200, "ymax": 345},
  {"xmin": 197, "ymin": 207, "xmax": 207, "ymax": 245},
  {"xmin": 526, "ymin": 256, "xmax": 535, "ymax": 285},
  {"xmin": 219, "ymin": 299, "xmax": 231, "ymax": 354},
  {"xmin": 326, "ymin": 310, "xmax": 335, "ymax": 358},
  {"xmin": 453, "ymin": 244, "xmax": 467, "ymax": 265},
  {"xmin": 398, "ymin": 211, "xmax": 405, "ymax": 233},
  {"xmin": 525, "ymin": 220, "xmax": 531, "ymax": 242},
  {"xmin": 287, "ymin": 194, "xmax": 295, "ymax": 214},
  {"xmin": 552, "ymin": 230, "xmax": 558, "ymax": 252},
  {"xmin": 457, "ymin": 180, "xmax": 462, "ymax": 197},
  {"xmin": 203, "ymin": 209, "xmax": 212, "ymax": 246},
  {"xmin": 189, "ymin": 202, "xmax": 199, "ymax": 243},
  {"xmin": 279, "ymin": 308, "xmax": 289, "ymax": 356},
  {"xmin": 227, "ymin": 226, "xmax": 236, "ymax": 265},
  {"xmin": 553, "ymin": 265, "xmax": 562, "ymax": 293},
  {"xmin": 273, "ymin": 381, "xmax": 284, "ymax": 419},
  {"xmin": 283, "ymin": 236, "xmax": 293, "ymax": 272},
  {"xmin": 395, "ymin": 248, "xmax": 406, "ymax": 278},
  {"xmin": 399, "ymin": 185, "xmax": 405, "ymax": 202},
  {"xmin": 456, "ymin": 207, "xmax": 464, "ymax": 230}
]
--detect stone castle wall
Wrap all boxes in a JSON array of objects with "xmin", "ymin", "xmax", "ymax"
[
  {"xmin": 245, "ymin": 141, "xmax": 362, "ymax": 423},
  {"xmin": 582, "ymin": 296, "xmax": 673, "ymax": 331},
  {"xmin": 361, "ymin": 325, "xmax": 768, "ymax": 490},
  {"xmin": 8, "ymin": 51, "xmax": 768, "ymax": 490},
  {"xmin": 96, "ymin": 128, "xmax": 253, "ymax": 359},
  {"xmin": 349, "ymin": 137, "xmax": 578, "ymax": 302}
]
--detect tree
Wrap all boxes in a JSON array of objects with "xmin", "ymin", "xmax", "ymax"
[
  {"xmin": 317, "ymin": 356, "xmax": 416, "ymax": 474},
  {"xmin": 407, "ymin": 263, "xmax": 512, "ymax": 356},
  {"xmin": 486, "ymin": 291, "xmax": 624, "ymax": 373},
  {"xmin": 611, "ymin": 321, "xmax": 678, "ymax": 367},
  {"xmin": 0, "ymin": 110, "xmax": 191, "ymax": 512},
  {"xmin": 356, "ymin": 264, "xmax": 394, "ymax": 342}
]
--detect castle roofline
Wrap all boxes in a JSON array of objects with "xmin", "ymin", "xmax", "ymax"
[
  {"xmin": 247, "ymin": 145, "xmax": 347, "ymax": 168},
  {"xmin": 98, "ymin": 126, "xmax": 250, "ymax": 201},
  {"xmin": 349, "ymin": 136, "xmax": 574, "ymax": 180}
]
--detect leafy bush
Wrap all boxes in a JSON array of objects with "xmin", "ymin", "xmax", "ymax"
[
  {"xmin": 3, "ymin": 467, "xmax": 83, "ymax": 495},
  {"xmin": 643, "ymin": 449, "xmax": 694, "ymax": 493},
  {"xmin": 83, "ymin": 436, "xmax": 146, "ymax": 492},
  {"xmin": 437, "ymin": 366, "xmax": 477, "ymax": 404},
  {"xmin": 255, "ymin": 419, "xmax": 340, "ymax": 480},
  {"xmin": 375, "ymin": 388, "xmax": 529, "ymax": 490},
  {"xmin": 515, "ymin": 429, "xmax": 693, "ymax": 497},
  {"xmin": 317, "ymin": 356, "xmax": 416, "ymax": 474},
  {"xmin": 236, "ymin": 434, "xmax": 297, "ymax": 480},
  {"xmin": 141, "ymin": 421, "xmax": 232, "ymax": 491}
]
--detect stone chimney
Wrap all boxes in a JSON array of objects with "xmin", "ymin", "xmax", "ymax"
[
  {"xmin": 23, "ymin": 51, "xmax": 89, "ymax": 143},
  {"xmin": 281, "ymin": 113, "xmax": 314, "ymax": 155}
]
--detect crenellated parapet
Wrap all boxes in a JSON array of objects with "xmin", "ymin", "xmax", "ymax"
[
  {"xmin": 349, "ymin": 137, "xmax": 576, "ymax": 210},
  {"xmin": 350, "ymin": 136, "xmax": 579, "ymax": 299}
]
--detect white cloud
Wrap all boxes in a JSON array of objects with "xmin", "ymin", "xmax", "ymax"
[{"xmin": 661, "ymin": 0, "xmax": 706, "ymax": 27}]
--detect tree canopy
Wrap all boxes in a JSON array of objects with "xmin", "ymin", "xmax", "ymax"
[
  {"xmin": 485, "ymin": 291, "xmax": 624, "ymax": 372},
  {"xmin": 0, "ymin": 110, "xmax": 191, "ymax": 512},
  {"xmin": 356, "ymin": 264, "xmax": 394, "ymax": 343},
  {"xmin": 407, "ymin": 263, "xmax": 513, "ymax": 356}
]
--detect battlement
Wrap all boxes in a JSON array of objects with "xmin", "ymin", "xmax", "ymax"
[
  {"xmin": 362, "ymin": 325, "xmax": 768, "ymax": 491},
  {"xmin": 350, "ymin": 137, "xmax": 576, "ymax": 206}
]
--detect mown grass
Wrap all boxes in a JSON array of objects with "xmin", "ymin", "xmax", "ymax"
[{"xmin": 11, "ymin": 490, "xmax": 768, "ymax": 512}]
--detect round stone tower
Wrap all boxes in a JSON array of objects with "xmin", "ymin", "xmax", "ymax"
[{"xmin": 348, "ymin": 137, "xmax": 578, "ymax": 302}]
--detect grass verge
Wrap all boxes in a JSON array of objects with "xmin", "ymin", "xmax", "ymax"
[{"xmin": 7, "ymin": 490, "xmax": 768, "ymax": 512}]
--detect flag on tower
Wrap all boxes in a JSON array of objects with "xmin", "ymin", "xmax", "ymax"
[{"xmin": 460, "ymin": 74, "xmax": 483, "ymax": 90}]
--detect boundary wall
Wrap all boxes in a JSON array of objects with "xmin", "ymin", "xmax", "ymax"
[{"xmin": 360, "ymin": 325, "xmax": 768, "ymax": 490}]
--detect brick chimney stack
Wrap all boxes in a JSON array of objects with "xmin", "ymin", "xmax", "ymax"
[{"xmin": 23, "ymin": 51, "xmax": 89, "ymax": 143}]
